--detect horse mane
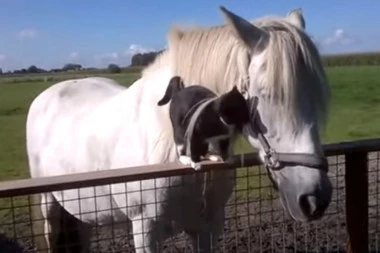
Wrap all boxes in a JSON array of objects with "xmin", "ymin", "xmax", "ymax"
[
  {"xmin": 170, "ymin": 24, "xmax": 251, "ymax": 95},
  {"xmin": 143, "ymin": 14, "xmax": 329, "ymax": 128}
]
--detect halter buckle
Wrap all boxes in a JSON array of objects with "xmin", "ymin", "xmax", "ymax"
[{"xmin": 264, "ymin": 148, "xmax": 280, "ymax": 170}]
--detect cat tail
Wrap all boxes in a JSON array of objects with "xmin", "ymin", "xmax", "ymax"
[{"xmin": 157, "ymin": 76, "xmax": 185, "ymax": 106}]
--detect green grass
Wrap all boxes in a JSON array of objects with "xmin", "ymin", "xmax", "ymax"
[
  {"xmin": 0, "ymin": 73, "xmax": 140, "ymax": 182},
  {"xmin": 324, "ymin": 66, "xmax": 380, "ymax": 141}
]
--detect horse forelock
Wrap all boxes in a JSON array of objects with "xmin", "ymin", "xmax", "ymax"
[{"xmin": 255, "ymin": 17, "xmax": 330, "ymax": 129}]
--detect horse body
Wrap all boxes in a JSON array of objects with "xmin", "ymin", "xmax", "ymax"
[
  {"xmin": 27, "ymin": 64, "xmax": 233, "ymax": 252},
  {"xmin": 26, "ymin": 5, "xmax": 332, "ymax": 253}
]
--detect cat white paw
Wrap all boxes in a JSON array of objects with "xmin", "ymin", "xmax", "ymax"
[
  {"xmin": 207, "ymin": 154, "xmax": 224, "ymax": 162},
  {"xmin": 179, "ymin": 155, "xmax": 192, "ymax": 166},
  {"xmin": 179, "ymin": 155, "xmax": 203, "ymax": 170},
  {"xmin": 190, "ymin": 161, "xmax": 203, "ymax": 171}
]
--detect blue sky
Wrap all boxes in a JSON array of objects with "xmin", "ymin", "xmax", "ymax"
[{"xmin": 0, "ymin": 0, "xmax": 379, "ymax": 71}]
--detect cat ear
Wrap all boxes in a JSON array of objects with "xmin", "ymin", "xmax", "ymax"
[{"xmin": 231, "ymin": 86, "xmax": 239, "ymax": 93}]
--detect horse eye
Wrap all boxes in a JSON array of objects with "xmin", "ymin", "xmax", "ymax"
[{"xmin": 259, "ymin": 92, "xmax": 270, "ymax": 100}]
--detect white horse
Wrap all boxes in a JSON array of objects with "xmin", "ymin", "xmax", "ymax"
[{"xmin": 26, "ymin": 6, "xmax": 332, "ymax": 253}]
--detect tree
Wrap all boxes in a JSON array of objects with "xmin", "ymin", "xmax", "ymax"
[
  {"xmin": 107, "ymin": 63, "xmax": 121, "ymax": 73},
  {"xmin": 0, "ymin": 68, "xmax": 2, "ymax": 75},
  {"xmin": 130, "ymin": 50, "xmax": 164, "ymax": 67},
  {"xmin": 62, "ymin": 63, "xmax": 82, "ymax": 72},
  {"xmin": 27, "ymin": 65, "xmax": 39, "ymax": 73},
  {"xmin": 50, "ymin": 68, "xmax": 62, "ymax": 73},
  {"xmin": 131, "ymin": 53, "xmax": 143, "ymax": 66}
]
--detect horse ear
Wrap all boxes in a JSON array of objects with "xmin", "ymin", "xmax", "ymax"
[
  {"xmin": 219, "ymin": 6, "xmax": 268, "ymax": 50},
  {"xmin": 286, "ymin": 8, "xmax": 305, "ymax": 30}
]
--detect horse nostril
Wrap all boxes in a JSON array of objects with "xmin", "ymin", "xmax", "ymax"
[{"xmin": 299, "ymin": 194, "xmax": 318, "ymax": 217}]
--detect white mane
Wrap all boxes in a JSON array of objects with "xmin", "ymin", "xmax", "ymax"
[{"xmin": 143, "ymin": 15, "xmax": 329, "ymax": 130}]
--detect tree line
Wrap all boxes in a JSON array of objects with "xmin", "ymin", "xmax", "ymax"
[
  {"xmin": 321, "ymin": 52, "xmax": 380, "ymax": 67},
  {"xmin": 1, "ymin": 51, "xmax": 380, "ymax": 75},
  {"xmin": 0, "ymin": 51, "xmax": 163, "ymax": 75},
  {"xmin": 2, "ymin": 63, "xmax": 86, "ymax": 75},
  {"xmin": 128, "ymin": 51, "xmax": 380, "ymax": 67}
]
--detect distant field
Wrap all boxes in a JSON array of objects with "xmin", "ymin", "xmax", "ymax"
[
  {"xmin": 0, "ymin": 72, "xmax": 140, "ymax": 182},
  {"xmin": 1, "ymin": 66, "xmax": 380, "ymax": 183},
  {"xmin": 0, "ymin": 71, "xmax": 141, "ymax": 85}
]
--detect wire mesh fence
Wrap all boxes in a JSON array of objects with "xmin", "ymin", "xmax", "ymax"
[
  {"xmin": 0, "ymin": 141, "xmax": 378, "ymax": 253},
  {"xmin": 368, "ymin": 151, "xmax": 380, "ymax": 252}
]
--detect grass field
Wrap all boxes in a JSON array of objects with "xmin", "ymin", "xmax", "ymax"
[
  {"xmin": 0, "ymin": 72, "xmax": 140, "ymax": 182},
  {"xmin": 1, "ymin": 66, "xmax": 380, "ymax": 183}
]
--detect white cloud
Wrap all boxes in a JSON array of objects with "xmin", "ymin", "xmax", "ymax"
[
  {"xmin": 124, "ymin": 44, "xmax": 156, "ymax": 56},
  {"xmin": 321, "ymin": 29, "xmax": 354, "ymax": 46},
  {"xmin": 93, "ymin": 52, "xmax": 121, "ymax": 67},
  {"xmin": 102, "ymin": 52, "xmax": 119, "ymax": 59},
  {"xmin": 94, "ymin": 52, "xmax": 119, "ymax": 61},
  {"xmin": 68, "ymin": 52, "xmax": 79, "ymax": 61},
  {"xmin": 18, "ymin": 29, "xmax": 37, "ymax": 39}
]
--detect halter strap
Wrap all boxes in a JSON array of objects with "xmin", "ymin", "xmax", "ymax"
[
  {"xmin": 181, "ymin": 97, "xmax": 213, "ymax": 127},
  {"xmin": 183, "ymin": 97, "xmax": 219, "ymax": 156},
  {"xmin": 181, "ymin": 96, "xmax": 220, "ymax": 217},
  {"xmin": 249, "ymin": 96, "xmax": 328, "ymax": 172}
]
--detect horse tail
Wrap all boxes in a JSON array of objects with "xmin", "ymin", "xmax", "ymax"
[{"xmin": 157, "ymin": 76, "xmax": 185, "ymax": 106}]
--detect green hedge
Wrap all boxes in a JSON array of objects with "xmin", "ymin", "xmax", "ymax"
[{"xmin": 322, "ymin": 52, "xmax": 380, "ymax": 67}]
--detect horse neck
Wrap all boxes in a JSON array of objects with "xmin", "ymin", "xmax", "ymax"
[
  {"xmin": 141, "ymin": 65, "xmax": 175, "ymax": 103},
  {"xmin": 80, "ymin": 66, "xmax": 177, "ymax": 168}
]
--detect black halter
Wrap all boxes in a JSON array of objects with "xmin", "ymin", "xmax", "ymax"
[{"xmin": 247, "ymin": 96, "xmax": 328, "ymax": 172}]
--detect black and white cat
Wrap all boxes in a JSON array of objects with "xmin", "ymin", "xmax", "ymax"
[{"xmin": 157, "ymin": 76, "xmax": 250, "ymax": 170}]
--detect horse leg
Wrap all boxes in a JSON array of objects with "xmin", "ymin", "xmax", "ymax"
[
  {"xmin": 187, "ymin": 231, "xmax": 216, "ymax": 253},
  {"xmin": 31, "ymin": 193, "xmax": 50, "ymax": 253},
  {"xmin": 187, "ymin": 228, "xmax": 223, "ymax": 253},
  {"xmin": 186, "ymin": 209, "xmax": 225, "ymax": 253},
  {"xmin": 131, "ymin": 213, "xmax": 170, "ymax": 253},
  {"xmin": 47, "ymin": 195, "xmax": 91, "ymax": 253}
]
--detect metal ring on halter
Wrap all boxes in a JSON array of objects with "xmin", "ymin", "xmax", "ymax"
[{"xmin": 264, "ymin": 148, "xmax": 280, "ymax": 170}]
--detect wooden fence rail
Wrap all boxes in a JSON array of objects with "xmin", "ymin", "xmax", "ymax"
[{"xmin": 0, "ymin": 138, "xmax": 379, "ymax": 253}]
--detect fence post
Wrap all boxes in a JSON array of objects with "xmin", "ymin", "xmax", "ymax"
[{"xmin": 345, "ymin": 151, "xmax": 368, "ymax": 253}]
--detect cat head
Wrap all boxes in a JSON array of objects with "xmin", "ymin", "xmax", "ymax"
[{"xmin": 215, "ymin": 86, "xmax": 250, "ymax": 130}]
